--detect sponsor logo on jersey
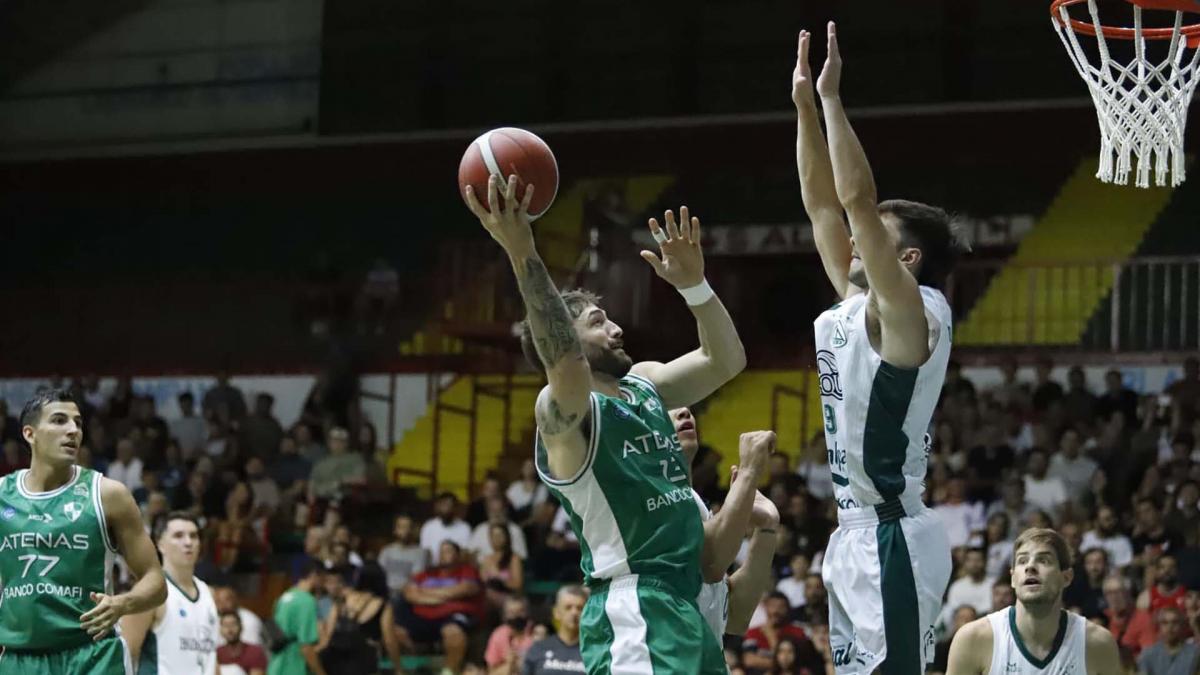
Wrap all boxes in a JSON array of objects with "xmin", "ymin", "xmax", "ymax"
[
  {"xmin": 1, "ymin": 507, "xmax": 14, "ymax": 520},
  {"xmin": 816, "ymin": 350, "xmax": 843, "ymax": 401},
  {"xmin": 63, "ymin": 502, "xmax": 84, "ymax": 522},
  {"xmin": 73, "ymin": 483, "xmax": 88, "ymax": 497},
  {"xmin": 0, "ymin": 532, "xmax": 90, "ymax": 551},
  {"xmin": 832, "ymin": 320, "xmax": 848, "ymax": 348},
  {"xmin": 646, "ymin": 487, "xmax": 693, "ymax": 512},
  {"xmin": 27, "ymin": 513, "xmax": 52, "ymax": 523},
  {"xmin": 620, "ymin": 430, "xmax": 682, "ymax": 458},
  {"xmin": 643, "ymin": 398, "xmax": 661, "ymax": 413}
]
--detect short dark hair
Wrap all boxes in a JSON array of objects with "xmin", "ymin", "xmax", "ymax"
[
  {"xmin": 296, "ymin": 556, "xmax": 323, "ymax": 580},
  {"xmin": 765, "ymin": 591, "xmax": 790, "ymax": 605},
  {"xmin": 219, "ymin": 609, "xmax": 241, "ymax": 626},
  {"xmin": 519, "ymin": 288, "xmax": 602, "ymax": 373},
  {"xmin": 879, "ymin": 199, "xmax": 967, "ymax": 289},
  {"xmin": 20, "ymin": 389, "xmax": 77, "ymax": 429},
  {"xmin": 154, "ymin": 511, "xmax": 202, "ymax": 541}
]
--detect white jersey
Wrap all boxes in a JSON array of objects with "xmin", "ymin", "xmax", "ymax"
[
  {"xmin": 987, "ymin": 607, "xmax": 1087, "ymax": 675},
  {"xmin": 691, "ymin": 489, "xmax": 730, "ymax": 639},
  {"xmin": 812, "ymin": 287, "xmax": 952, "ymax": 511},
  {"xmin": 145, "ymin": 573, "xmax": 220, "ymax": 675}
]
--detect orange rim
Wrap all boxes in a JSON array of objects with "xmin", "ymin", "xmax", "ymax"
[{"xmin": 1050, "ymin": 0, "xmax": 1200, "ymax": 40}]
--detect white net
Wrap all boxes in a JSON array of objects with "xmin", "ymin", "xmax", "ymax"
[{"xmin": 1052, "ymin": 0, "xmax": 1200, "ymax": 187}]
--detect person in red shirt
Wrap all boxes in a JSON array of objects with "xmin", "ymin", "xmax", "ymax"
[
  {"xmin": 1137, "ymin": 554, "xmax": 1187, "ymax": 614},
  {"xmin": 743, "ymin": 592, "xmax": 826, "ymax": 673},
  {"xmin": 1103, "ymin": 574, "xmax": 1157, "ymax": 657},
  {"xmin": 393, "ymin": 540, "xmax": 484, "ymax": 674},
  {"xmin": 216, "ymin": 610, "xmax": 268, "ymax": 675}
]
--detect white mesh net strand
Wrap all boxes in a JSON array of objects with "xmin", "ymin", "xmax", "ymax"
[{"xmin": 1052, "ymin": 0, "xmax": 1200, "ymax": 187}]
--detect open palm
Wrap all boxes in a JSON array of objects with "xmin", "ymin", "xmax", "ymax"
[{"xmin": 816, "ymin": 21, "xmax": 842, "ymax": 99}]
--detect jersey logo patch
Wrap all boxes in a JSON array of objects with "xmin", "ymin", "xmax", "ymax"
[
  {"xmin": 73, "ymin": 483, "xmax": 88, "ymax": 497},
  {"xmin": 816, "ymin": 350, "xmax": 843, "ymax": 401},
  {"xmin": 63, "ymin": 502, "xmax": 84, "ymax": 522},
  {"xmin": 1, "ymin": 507, "xmax": 14, "ymax": 520},
  {"xmin": 27, "ymin": 513, "xmax": 52, "ymax": 523},
  {"xmin": 832, "ymin": 320, "xmax": 848, "ymax": 348}
]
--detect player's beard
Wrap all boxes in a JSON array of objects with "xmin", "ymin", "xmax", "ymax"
[
  {"xmin": 1015, "ymin": 581, "xmax": 1061, "ymax": 610},
  {"xmin": 586, "ymin": 343, "xmax": 633, "ymax": 379}
]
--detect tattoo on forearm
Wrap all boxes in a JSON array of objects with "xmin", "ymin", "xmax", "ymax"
[
  {"xmin": 516, "ymin": 256, "xmax": 582, "ymax": 369},
  {"xmin": 538, "ymin": 398, "xmax": 582, "ymax": 436}
]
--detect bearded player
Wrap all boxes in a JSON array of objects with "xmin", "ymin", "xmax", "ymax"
[
  {"xmin": 795, "ymin": 23, "xmax": 969, "ymax": 674},
  {"xmin": 0, "ymin": 390, "xmax": 166, "ymax": 673},
  {"xmin": 946, "ymin": 528, "xmax": 1121, "ymax": 675},
  {"xmin": 465, "ymin": 174, "xmax": 748, "ymax": 674}
]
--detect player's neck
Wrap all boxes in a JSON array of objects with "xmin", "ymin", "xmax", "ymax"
[
  {"xmin": 591, "ymin": 372, "xmax": 620, "ymax": 398},
  {"xmin": 24, "ymin": 458, "xmax": 76, "ymax": 493},
  {"xmin": 1014, "ymin": 599, "xmax": 1064, "ymax": 652},
  {"xmin": 164, "ymin": 562, "xmax": 196, "ymax": 592}
]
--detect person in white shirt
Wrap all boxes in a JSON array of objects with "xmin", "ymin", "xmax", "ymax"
[
  {"xmin": 983, "ymin": 512, "xmax": 1015, "ymax": 581},
  {"xmin": 468, "ymin": 495, "xmax": 528, "ymax": 559},
  {"xmin": 776, "ymin": 553, "xmax": 811, "ymax": 610},
  {"xmin": 941, "ymin": 548, "xmax": 996, "ymax": 629},
  {"xmin": 505, "ymin": 459, "xmax": 548, "ymax": 520},
  {"xmin": 212, "ymin": 585, "xmax": 263, "ymax": 646},
  {"xmin": 1079, "ymin": 505, "xmax": 1134, "ymax": 569},
  {"xmin": 169, "ymin": 391, "xmax": 207, "ymax": 459},
  {"xmin": 1022, "ymin": 449, "xmax": 1068, "ymax": 516},
  {"xmin": 107, "ymin": 437, "xmax": 144, "ymax": 493},
  {"xmin": 419, "ymin": 492, "xmax": 472, "ymax": 564},
  {"xmin": 934, "ymin": 477, "xmax": 987, "ymax": 549},
  {"xmin": 1046, "ymin": 429, "xmax": 1099, "ymax": 505}
]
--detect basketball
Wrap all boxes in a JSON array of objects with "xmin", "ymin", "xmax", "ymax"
[{"xmin": 458, "ymin": 127, "xmax": 559, "ymax": 220}]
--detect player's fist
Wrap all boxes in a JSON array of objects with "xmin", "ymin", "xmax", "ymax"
[{"xmin": 737, "ymin": 430, "xmax": 776, "ymax": 475}]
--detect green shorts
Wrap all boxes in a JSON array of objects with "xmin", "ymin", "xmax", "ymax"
[
  {"xmin": 581, "ymin": 574, "xmax": 726, "ymax": 675},
  {"xmin": 0, "ymin": 637, "xmax": 130, "ymax": 675}
]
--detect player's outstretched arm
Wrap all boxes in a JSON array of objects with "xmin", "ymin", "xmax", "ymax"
[
  {"xmin": 724, "ymin": 492, "xmax": 780, "ymax": 636},
  {"xmin": 794, "ymin": 29, "xmax": 858, "ymax": 300},
  {"xmin": 631, "ymin": 208, "xmax": 746, "ymax": 409},
  {"xmin": 466, "ymin": 175, "xmax": 592, "ymax": 477},
  {"xmin": 1084, "ymin": 622, "xmax": 1122, "ymax": 675},
  {"xmin": 701, "ymin": 438, "xmax": 773, "ymax": 582},
  {"xmin": 84, "ymin": 478, "xmax": 166, "ymax": 640},
  {"xmin": 817, "ymin": 22, "xmax": 930, "ymax": 368},
  {"xmin": 945, "ymin": 618, "xmax": 991, "ymax": 675}
]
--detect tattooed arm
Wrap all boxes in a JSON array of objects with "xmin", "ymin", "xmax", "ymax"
[{"xmin": 466, "ymin": 175, "xmax": 593, "ymax": 479}]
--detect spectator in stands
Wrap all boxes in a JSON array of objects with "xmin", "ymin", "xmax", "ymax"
[
  {"xmin": 770, "ymin": 636, "xmax": 825, "ymax": 675},
  {"xmin": 131, "ymin": 395, "xmax": 169, "ymax": 464},
  {"xmin": 768, "ymin": 451, "xmax": 802, "ymax": 494},
  {"xmin": 394, "ymin": 541, "xmax": 483, "ymax": 675},
  {"xmin": 378, "ymin": 514, "xmax": 427, "ymax": 598},
  {"xmin": 484, "ymin": 596, "xmax": 535, "ymax": 674},
  {"xmin": 159, "ymin": 441, "xmax": 185, "ymax": 495},
  {"xmin": 943, "ymin": 360, "xmax": 977, "ymax": 402},
  {"xmin": 795, "ymin": 573, "xmax": 828, "ymax": 628},
  {"xmin": 1139, "ymin": 554, "xmax": 1187, "ymax": 614},
  {"xmin": 1186, "ymin": 584, "xmax": 1200, "ymax": 638},
  {"xmin": 204, "ymin": 418, "xmax": 230, "ymax": 461},
  {"xmin": 1103, "ymin": 574, "xmax": 1157, "ymax": 656},
  {"xmin": 1166, "ymin": 357, "xmax": 1200, "ymax": 427},
  {"xmin": 523, "ymin": 585, "xmax": 586, "ymax": 675},
  {"xmin": 269, "ymin": 435, "xmax": 311, "ymax": 507},
  {"xmin": 243, "ymin": 393, "xmax": 284, "ymax": 463},
  {"xmin": 742, "ymin": 592, "xmax": 822, "ymax": 672},
  {"xmin": 1097, "ymin": 369, "xmax": 1139, "ymax": 425},
  {"xmin": 1137, "ymin": 606, "xmax": 1199, "ymax": 675},
  {"xmin": 1032, "ymin": 356, "xmax": 1065, "ymax": 410},
  {"xmin": 245, "ymin": 456, "xmax": 279, "ymax": 519},
  {"xmin": 934, "ymin": 476, "xmax": 986, "ymax": 550},
  {"xmin": 169, "ymin": 391, "xmax": 206, "ymax": 459},
  {"xmin": 142, "ymin": 491, "xmax": 169, "ymax": 535},
  {"xmin": 0, "ymin": 399, "xmax": 19, "ymax": 444},
  {"xmin": 204, "ymin": 371, "xmax": 248, "ymax": 422},
  {"xmin": 1022, "ymin": 448, "xmax": 1069, "ymax": 516},
  {"xmin": 1048, "ymin": 428, "xmax": 1099, "ymax": 506},
  {"xmin": 777, "ymin": 552, "xmax": 811, "ymax": 611},
  {"xmin": 506, "ymin": 458, "xmax": 548, "ymax": 524},
  {"xmin": 0, "ymin": 438, "xmax": 27, "ymax": 476},
  {"xmin": 983, "ymin": 512, "xmax": 1014, "ymax": 580},
  {"xmin": 1166, "ymin": 480, "xmax": 1199, "ymax": 546},
  {"xmin": 318, "ymin": 563, "xmax": 393, "ymax": 675},
  {"xmin": 466, "ymin": 473, "xmax": 508, "ymax": 526},
  {"xmin": 929, "ymin": 605, "xmax": 978, "ymax": 675},
  {"xmin": 990, "ymin": 356, "xmax": 1030, "ymax": 410},
  {"xmin": 965, "ymin": 423, "xmax": 1014, "ymax": 503},
  {"xmin": 107, "ymin": 437, "xmax": 144, "ymax": 492},
  {"xmin": 217, "ymin": 610, "xmax": 268, "ymax": 675},
  {"xmin": 1133, "ymin": 498, "xmax": 1185, "ymax": 565},
  {"xmin": 1063, "ymin": 365, "xmax": 1098, "ymax": 427},
  {"xmin": 991, "ymin": 577, "xmax": 1015, "ymax": 612},
  {"xmin": 469, "ymin": 496, "xmax": 528, "ymax": 560},
  {"xmin": 214, "ymin": 585, "xmax": 264, "ymax": 646},
  {"xmin": 270, "ymin": 557, "xmax": 326, "ymax": 675},
  {"xmin": 941, "ymin": 548, "xmax": 994, "ymax": 626},
  {"xmin": 1082, "ymin": 505, "xmax": 1135, "ymax": 569},
  {"xmin": 215, "ymin": 481, "xmax": 265, "ymax": 574},
  {"xmin": 308, "ymin": 427, "xmax": 364, "ymax": 502},
  {"xmin": 1065, "ymin": 547, "xmax": 1109, "ymax": 618},
  {"xmin": 420, "ymin": 492, "xmax": 472, "ymax": 564},
  {"xmin": 479, "ymin": 523, "xmax": 524, "ymax": 612}
]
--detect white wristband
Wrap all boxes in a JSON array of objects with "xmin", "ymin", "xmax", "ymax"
[{"xmin": 678, "ymin": 279, "xmax": 715, "ymax": 306}]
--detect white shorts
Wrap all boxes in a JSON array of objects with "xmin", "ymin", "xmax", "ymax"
[{"xmin": 822, "ymin": 494, "xmax": 951, "ymax": 675}]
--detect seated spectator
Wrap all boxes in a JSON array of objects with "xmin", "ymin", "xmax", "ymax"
[
  {"xmin": 318, "ymin": 563, "xmax": 395, "ymax": 675},
  {"xmin": 484, "ymin": 596, "xmax": 536, "ymax": 674},
  {"xmin": 1132, "ymin": 498, "xmax": 1185, "ymax": 566},
  {"xmin": 245, "ymin": 457, "xmax": 280, "ymax": 519},
  {"xmin": 214, "ymin": 585, "xmax": 264, "ymax": 646},
  {"xmin": 776, "ymin": 553, "xmax": 811, "ymax": 610},
  {"xmin": 506, "ymin": 458, "xmax": 548, "ymax": 523},
  {"xmin": 243, "ymin": 393, "xmax": 284, "ymax": 462},
  {"xmin": 169, "ymin": 391, "xmax": 206, "ymax": 459},
  {"xmin": 986, "ymin": 478, "xmax": 1041, "ymax": 538},
  {"xmin": 1023, "ymin": 448, "xmax": 1069, "ymax": 517},
  {"xmin": 1048, "ymin": 428, "xmax": 1099, "ymax": 506},
  {"xmin": 743, "ymin": 593, "xmax": 823, "ymax": 673},
  {"xmin": 215, "ymin": 481, "xmax": 266, "ymax": 574},
  {"xmin": 940, "ymin": 548, "xmax": 994, "ymax": 627},
  {"xmin": 1065, "ymin": 548, "xmax": 1109, "ymax": 618},
  {"xmin": 1187, "ymin": 584, "xmax": 1200, "ymax": 637},
  {"xmin": 469, "ymin": 495, "xmax": 529, "ymax": 560},
  {"xmin": 1137, "ymin": 606, "xmax": 1199, "ymax": 675},
  {"xmin": 378, "ymin": 514, "xmax": 427, "ymax": 598},
  {"xmin": 131, "ymin": 469, "xmax": 162, "ymax": 507},
  {"xmin": 770, "ymin": 635, "xmax": 826, "ymax": 675},
  {"xmin": 393, "ymin": 541, "xmax": 484, "ymax": 675},
  {"xmin": 1032, "ymin": 356, "xmax": 1065, "ymax": 410},
  {"xmin": 795, "ymin": 573, "xmax": 828, "ymax": 628},
  {"xmin": 479, "ymin": 524, "xmax": 525, "ymax": 613},
  {"xmin": 983, "ymin": 512, "xmax": 1014, "ymax": 580},
  {"xmin": 107, "ymin": 437, "xmax": 144, "ymax": 492},
  {"xmin": 1064, "ymin": 365, "xmax": 1098, "ymax": 428},
  {"xmin": 293, "ymin": 423, "xmax": 327, "ymax": 464},
  {"xmin": 1103, "ymin": 574, "xmax": 1157, "ymax": 656},
  {"xmin": 522, "ymin": 585, "xmax": 586, "ymax": 675},
  {"xmin": 929, "ymin": 605, "xmax": 978, "ymax": 675},
  {"xmin": 467, "ymin": 473, "xmax": 509, "ymax": 526},
  {"xmin": 1165, "ymin": 480, "xmax": 1200, "ymax": 546},
  {"xmin": 307, "ymin": 427, "xmax": 364, "ymax": 502},
  {"xmin": 419, "ymin": 492, "xmax": 472, "ymax": 564},
  {"xmin": 269, "ymin": 436, "xmax": 311, "ymax": 514},
  {"xmin": 991, "ymin": 577, "xmax": 1015, "ymax": 612},
  {"xmin": 0, "ymin": 438, "xmax": 28, "ymax": 476},
  {"xmin": 1081, "ymin": 505, "xmax": 1135, "ymax": 569},
  {"xmin": 1138, "ymin": 554, "xmax": 1187, "ymax": 613},
  {"xmin": 965, "ymin": 423, "xmax": 1015, "ymax": 503},
  {"xmin": 1097, "ymin": 369, "xmax": 1138, "ymax": 426},
  {"xmin": 933, "ymin": 476, "xmax": 986, "ymax": 549},
  {"xmin": 216, "ymin": 610, "xmax": 268, "ymax": 675}
]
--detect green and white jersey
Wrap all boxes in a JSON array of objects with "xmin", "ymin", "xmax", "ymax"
[
  {"xmin": 0, "ymin": 466, "xmax": 117, "ymax": 651},
  {"xmin": 535, "ymin": 374, "xmax": 703, "ymax": 599},
  {"xmin": 812, "ymin": 287, "xmax": 952, "ymax": 511}
]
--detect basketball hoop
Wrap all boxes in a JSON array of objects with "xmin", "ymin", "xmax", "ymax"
[{"xmin": 1050, "ymin": 0, "xmax": 1200, "ymax": 187}]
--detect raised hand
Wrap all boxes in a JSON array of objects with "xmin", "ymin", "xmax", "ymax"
[
  {"xmin": 736, "ymin": 430, "xmax": 776, "ymax": 477},
  {"xmin": 816, "ymin": 21, "xmax": 842, "ymax": 100},
  {"xmin": 464, "ymin": 174, "xmax": 537, "ymax": 258},
  {"xmin": 792, "ymin": 29, "xmax": 816, "ymax": 110},
  {"xmin": 640, "ymin": 207, "xmax": 705, "ymax": 289}
]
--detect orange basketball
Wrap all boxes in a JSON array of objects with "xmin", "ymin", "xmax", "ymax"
[{"xmin": 458, "ymin": 127, "xmax": 559, "ymax": 220}]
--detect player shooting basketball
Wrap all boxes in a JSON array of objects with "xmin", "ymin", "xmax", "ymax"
[
  {"xmin": 464, "ymin": 174, "xmax": 752, "ymax": 674},
  {"xmin": 794, "ymin": 22, "xmax": 968, "ymax": 675}
]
